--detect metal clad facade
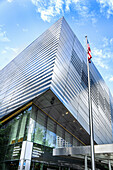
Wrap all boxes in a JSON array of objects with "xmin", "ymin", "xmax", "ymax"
[
  {"xmin": 0, "ymin": 17, "xmax": 113, "ymax": 144},
  {"xmin": 50, "ymin": 18, "xmax": 113, "ymax": 144},
  {"xmin": 0, "ymin": 18, "xmax": 62, "ymax": 118}
]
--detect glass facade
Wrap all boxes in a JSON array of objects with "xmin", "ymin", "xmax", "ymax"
[
  {"xmin": 24, "ymin": 104, "xmax": 80, "ymax": 148},
  {"xmin": 0, "ymin": 107, "xmax": 31, "ymax": 169},
  {"xmin": 0, "ymin": 104, "xmax": 111, "ymax": 169},
  {"xmin": 0, "ymin": 104, "xmax": 84, "ymax": 169}
]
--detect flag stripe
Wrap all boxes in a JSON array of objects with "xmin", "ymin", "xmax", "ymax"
[{"xmin": 87, "ymin": 39, "xmax": 92, "ymax": 63}]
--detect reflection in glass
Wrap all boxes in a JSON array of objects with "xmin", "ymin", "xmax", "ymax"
[
  {"xmin": 46, "ymin": 118, "xmax": 56, "ymax": 148},
  {"xmin": 34, "ymin": 110, "xmax": 46, "ymax": 145}
]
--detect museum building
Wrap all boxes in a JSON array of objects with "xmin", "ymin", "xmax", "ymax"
[{"xmin": 0, "ymin": 17, "xmax": 113, "ymax": 170}]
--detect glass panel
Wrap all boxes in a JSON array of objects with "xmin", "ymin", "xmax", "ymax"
[
  {"xmin": 65, "ymin": 131, "xmax": 72, "ymax": 147},
  {"xmin": 9, "ymin": 118, "xmax": 20, "ymax": 144},
  {"xmin": 18, "ymin": 113, "xmax": 28, "ymax": 142},
  {"xmin": 56, "ymin": 125, "xmax": 65, "ymax": 148},
  {"xmin": 5, "ymin": 107, "xmax": 32, "ymax": 145},
  {"xmin": 27, "ymin": 118, "xmax": 35, "ymax": 142},
  {"xmin": 27, "ymin": 105, "xmax": 37, "ymax": 142},
  {"xmin": 24, "ymin": 107, "xmax": 32, "ymax": 141},
  {"xmin": 34, "ymin": 110, "xmax": 46, "ymax": 145},
  {"xmin": 45, "ymin": 118, "xmax": 56, "ymax": 148}
]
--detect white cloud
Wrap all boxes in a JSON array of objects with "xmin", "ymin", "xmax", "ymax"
[
  {"xmin": 38, "ymin": 6, "xmax": 54, "ymax": 22},
  {"xmin": 0, "ymin": 47, "xmax": 19, "ymax": 70},
  {"xmin": 65, "ymin": 0, "xmax": 71, "ymax": 11},
  {"xmin": 55, "ymin": 0, "xmax": 64, "ymax": 14},
  {"xmin": 0, "ymin": 27, "xmax": 10, "ymax": 42},
  {"xmin": 31, "ymin": 0, "xmax": 64, "ymax": 22},
  {"xmin": 31, "ymin": 0, "xmax": 95, "ymax": 23},
  {"xmin": 5, "ymin": 47, "xmax": 19, "ymax": 54},
  {"xmin": 1, "ymin": 47, "xmax": 19, "ymax": 56},
  {"xmin": 110, "ymin": 38, "xmax": 113, "ymax": 45},
  {"xmin": 102, "ymin": 37, "xmax": 108, "ymax": 47},
  {"xmin": 74, "ymin": 3, "xmax": 88, "ymax": 17},
  {"xmin": 91, "ymin": 17, "xmax": 97, "ymax": 24},
  {"xmin": 109, "ymin": 76, "xmax": 113, "ymax": 82},
  {"xmin": 65, "ymin": 0, "xmax": 80, "ymax": 11},
  {"xmin": 7, "ymin": 0, "xmax": 13, "ymax": 2},
  {"xmin": 0, "ymin": 46, "xmax": 25, "ymax": 70},
  {"xmin": 94, "ymin": 57, "xmax": 108, "ymax": 69},
  {"xmin": 1, "ymin": 50, "xmax": 7, "ymax": 54},
  {"xmin": 97, "ymin": 0, "xmax": 113, "ymax": 18},
  {"xmin": 92, "ymin": 47, "xmax": 111, "ymax": 69},
  {"xmin": 102, "ymin": 37, "xmax": 113, "ymax": 47},
  {"xmin": 93, "ymin": 48, "xmax": 111, "ymax": 59}
]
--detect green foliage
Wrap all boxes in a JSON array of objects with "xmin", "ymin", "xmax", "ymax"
[
  {"xmin": 0, "ymin": 123, "xmax": 11, "ymax": 163},
  {"xmin": 0, "ymin": 123, "xmax": 11, "ymax": 145},
  {"xmin": 35, "ymin": 127, "xmax": 50, "ymax": 147}
]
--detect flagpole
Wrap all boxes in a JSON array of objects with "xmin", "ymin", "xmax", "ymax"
[{"xmin": 85, "ymin": 36, "xmax": 95, "ymax": 170}]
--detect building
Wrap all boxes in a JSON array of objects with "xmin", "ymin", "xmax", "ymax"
[{"xmin": 0, "ymin": 17, "xmax": 113, "ymax": 170}]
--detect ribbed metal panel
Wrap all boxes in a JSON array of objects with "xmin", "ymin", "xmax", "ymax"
[
  {"xmin": 50, "ymin": 18, "xmax": 113, "ymax": 144},
  {"xmin": 0, "ymin": 17, "xmax": 113, "ymax": 144},
  {"xmin": 0, "ymin": 18, "xmax": 63, "ymax": 118}
]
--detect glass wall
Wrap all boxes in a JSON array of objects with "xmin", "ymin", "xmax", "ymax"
[
  {"xmin": 30, "ymin": 104, "xmax": 82, "ymax": 150},
  {"xmin": 34, "ymin": 110, "xmax": 46, "ymax": 145},
  {"xmin": 0, "ymin": 106, "xmax": 32, "ymax": 169},
  {"xmin": 46, "ymin": 118, "xmax": 56, "ymax": 147},
  {"xmin": 9, "ymin": 107, "xmax": 31, "ymax": 144},
  {"xmin": 0, "ymin": 104, "xmax": 82, "ymax": 169},
  {"xmin": 30, "ymin": 104, "xmax": 83, "ymax": 169}
]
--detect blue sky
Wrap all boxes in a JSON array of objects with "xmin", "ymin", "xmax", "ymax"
[{"xmin": 0, "ymin": 0, "xmax": 113, "ymax": 95}]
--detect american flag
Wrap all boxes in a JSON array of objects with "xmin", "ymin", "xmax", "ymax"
[{"xmin": 87, "ymin": 39, "xmax": 92, "ymax": 63}]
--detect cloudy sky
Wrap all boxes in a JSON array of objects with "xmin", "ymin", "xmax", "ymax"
[{"xmin": 0, "ymin": 0, "xmax": 113, "ymax": 95}]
